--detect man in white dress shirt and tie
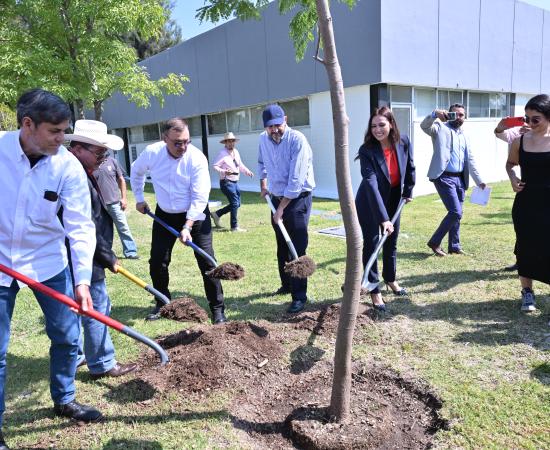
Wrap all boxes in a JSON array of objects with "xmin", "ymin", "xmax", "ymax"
[{"xmin": 130, "ymin": 117, "xmax": 226, "ymax": 323}]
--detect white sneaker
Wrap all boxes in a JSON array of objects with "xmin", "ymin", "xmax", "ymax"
[
  {"xmin": 520, "ymin": 288, "xmax": 536, "ymax": 312},
  {"xmin": 211, "ymin": 211, "xmax": 221, "ymax": 227},
  {"xmin": 231, "ymin": 227, "xmax": 247, "ymax": 232}
]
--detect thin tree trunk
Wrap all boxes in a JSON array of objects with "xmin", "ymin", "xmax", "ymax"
[
  {"xmin": 94, "ymin": 100, "xmax": 103, "ymax": 121},
  {"xmin": 75, "ymin": 99, "xmax": 85, "ymax": 119},
  {"xmin": 314, "ymin": 0, "xmax": 364, "ymax": 423}
]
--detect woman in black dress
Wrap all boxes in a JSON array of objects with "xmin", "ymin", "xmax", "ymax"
[
  {"xmin": 506, "ymin": 94, "xmax": 550, "ymax": 312},
  {"xmin": 355, "ymin": 107, "xmax": 415, "ymax": 311}
]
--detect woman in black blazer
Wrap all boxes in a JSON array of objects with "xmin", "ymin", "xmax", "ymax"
[{"xmin": 355, "ymin": 107, "xmax": 416, "ymax": 311}]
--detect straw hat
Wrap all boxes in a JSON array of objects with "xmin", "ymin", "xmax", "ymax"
[
  {"xmin": 65, "ymin": 120, "xmax": 124, "ymax": 150},
  {"xmin": 220, "ymin": 132, "xmax": 239, "ymax": 143}
]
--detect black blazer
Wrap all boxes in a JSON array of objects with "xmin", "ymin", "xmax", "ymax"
[
  {"xmin": 88, "ymin": 176, "xmax": 117, "ymax": 281},
  {"xmin": 356, "ymin": 135, "xmax": 416, "ymax": 225}
]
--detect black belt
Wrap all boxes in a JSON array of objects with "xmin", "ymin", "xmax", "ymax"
[
  {"xmin": 271, "ymin": 191, "xmax": 311, "ymax": 201},
  {"xmin": 443, "ymin": 171, "xmax": 463, "ymax": 177},
  {"xmin": 221, "ymin": 178, "xmax": 237, "ymax": 183}
]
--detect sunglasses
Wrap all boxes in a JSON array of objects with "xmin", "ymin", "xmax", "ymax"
[
  {"xmin": 80, "ymin": 144, "xmax": 108, "ymax": 161},
  {"xmin": 167, "ymin": 137, "xmax": 191, "ymax": 148},
  {"xmin": 524, "ymin": 116, "xmax": 542, "ymax": 125}
]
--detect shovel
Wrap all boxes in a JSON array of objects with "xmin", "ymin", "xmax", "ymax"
[
  {"xmin": 0, "ymin": 263, "xmax": 169, "ymax": 366},
  {"xmin": 361, "ymin": 198, "xmax": 407, "ymax": 292},
  {"xmin": 144, "ymin": 210, "xmax": 244, "ymax": 281},
  {"xmin": 265, "ymin": 195, "xmax": 316, "ymax": 279},
  {"xmin": 114, "ymin": 264, "xmax": 170, "ymax": 305}
]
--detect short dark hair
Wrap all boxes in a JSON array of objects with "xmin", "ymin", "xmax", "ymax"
[
  {"xmin": 449, "ymin": 103, "xmax": 465, "ymax": 112},
  {"xmin": 161, "ymin": 117, "xmax": 188, "ymax": 135},
  {"xmin": 16, "ymin": 88, "xmax": 71, "ymax": 127},
  {"xmin": 525, "ymin": 94, "xmax": 550, "ymax": 120}
]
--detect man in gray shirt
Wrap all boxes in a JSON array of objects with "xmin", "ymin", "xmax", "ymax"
[{"xmin": 94, "ymin": 156, "xmax": 139, "ymax": 259}]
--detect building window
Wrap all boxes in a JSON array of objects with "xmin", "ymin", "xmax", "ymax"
[
  {"xmin": 414, "ymin": 88, "xmax": 436, "ymax": 119},
  {"xmin": 142, "ymin": 124, "xmax": 160, "ymax": 142},
  {"xmin": 438, "ymin": 90, "xmax": 464, "ymax": 109},
  {"xmin": 280, "ymin": 98, "xmax": 309, "ymax": 127},
  {"xmin": 207, "ymin": 112, "xmax": 227, "ymax": 135},
  {"xmin": 186, "ymin": 116, "xmax": 202, "ymax": 137},
  {"xmin": 468, "ymin": 92, "xmax": 509, "ymax": 118},
  {"xmin": 390, "ymin": 86, "xmax": 412, "ymax": 103},
  {"xmin": 250, "ymin": 105, "xmax": 267, "ymax": 131},
  {"xmin": 227, "ymin": 109, "xmax": 250, "ymax": 133}
]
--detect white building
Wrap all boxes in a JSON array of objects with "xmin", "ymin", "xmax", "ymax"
[{"xmin": 103, "ymin": 0, "xmax": 550, "ymax": 198}]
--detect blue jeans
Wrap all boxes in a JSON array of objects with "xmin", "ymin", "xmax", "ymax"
[
  {"xmin": 0, "ymin": 267, "xmax": 80, "ymax": 427},
  {"xmin": 429, "ymin": 174, "xmax": 465, "ymax": 252},
  {"xmin": 106, "ymin": 202, "xmax": 138, "ymax": 257},
  {"xmin": 76, "ymin": 279, "xmax": 116, "ymax": 375},
  {"xmin": 217, "ymin": 180, "xmax": 241, "ymax": 229}
]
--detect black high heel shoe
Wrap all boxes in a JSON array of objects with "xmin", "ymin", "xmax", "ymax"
[
  {"xmin": 370, "ymin": 293, "xmax": 386, "ymax": 312},
  {"xmin": 386, "ymin": 282, "xmax": 408, "ymax": 296}
]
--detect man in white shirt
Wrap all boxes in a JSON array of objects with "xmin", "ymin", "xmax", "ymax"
[
  {"xmin": 130, "ymin": 118, "xmax": 226, "ymax": 323},
  {"xmin": 0, "ymin": 89, "xmax": 101, "ymax": 450}
]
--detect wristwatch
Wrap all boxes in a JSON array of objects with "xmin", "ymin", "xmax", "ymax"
[{"xmin": 183, "ymin": 224, "xmax": 192, "ymax": 232}]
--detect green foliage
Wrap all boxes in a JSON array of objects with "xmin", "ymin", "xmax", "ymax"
[
  {"xmin": 197, "ymin": 0, "xmax": 356, "ymax": 60},
  {"xmin": 0, "ymin": 0, "xmax": 188, "ymax": 118},
  {"xmin": 0, "ymin": 103, "xmax": 17, "ymax": 131}
]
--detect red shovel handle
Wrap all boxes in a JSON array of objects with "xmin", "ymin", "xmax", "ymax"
[{"xmin": 0, "ymin": 263, "xmax": 169, "ymax": 365}]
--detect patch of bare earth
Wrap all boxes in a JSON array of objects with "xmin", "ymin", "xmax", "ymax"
[
  {"xmin": 159, "ymin": 297, "xmax": 209, "ymax": 323},
  {"xmin": 133, "ymin": 303, "xmax": 447, "ymax": 448}
]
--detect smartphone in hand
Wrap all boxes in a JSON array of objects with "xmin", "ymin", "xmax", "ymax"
[
  {"xmin": 445, "ymin": 111, "xmax": 457, "ymax": 121},
  {"xmin": 503, "ymin": 117, "xmax": 525, "ymax": 127}
]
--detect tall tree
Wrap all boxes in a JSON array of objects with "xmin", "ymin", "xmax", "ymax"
[
  {"xmin": 198, "ymin": 0, "xmax": 360, "ymax": 423},
  {"xmin": 125, "ymin": 0, "xmax": 183, "ymax": 61},
  {"xmin": 0, "ymin": 0, "xmax": 187, "ymax": 120}
]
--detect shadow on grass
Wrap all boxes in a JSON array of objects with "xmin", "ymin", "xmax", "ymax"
[
  {"xmin": 385, "ymin": 295, "xmax": 548, "ymax": 349},
  {"xmin": 530, "ymin": 362, "xmax": 550, "ymax": 385},
  {"xmin": 8, "ymin": 409, "xmax": 230, "ymax": 438},
  {"xmin": 400, "ymin": 269, "xmax": 513, "ymax": 294},
  {"xmin": 102, "ymin": 438, "xmax": 163, "ymax": 449}
]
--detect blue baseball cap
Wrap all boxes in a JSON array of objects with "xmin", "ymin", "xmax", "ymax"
[{"xmin": 262, "ymin": 104, "xmax": 285, "ymax": 127}]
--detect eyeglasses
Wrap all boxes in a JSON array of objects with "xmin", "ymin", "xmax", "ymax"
[
  {"xmin": 524, "ymin": 116, "xmax": 542, "ymax": 125},
  {"xmin": 80, "ymin": 144, "xmax": 108, "ymax": 161},
  {"xmin": 166, "ymin": 137, "xmax": 191, "ymax": 148}
]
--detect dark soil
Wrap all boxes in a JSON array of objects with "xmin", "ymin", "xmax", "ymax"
[
  {"xmin": 284, "ymin": 256, "xmax": 316, "ymax": 279},
  {"xmin": 159, "ymin": 297, "xmax": 209, "ymax": 322},
  {"xmin": 207, "ymin": 262, "xmax": 245, "ymax": 280},
  {"xmin": 133, "ymin": 316, "xmax": 447, "ymax": 449},
  {"xmin": 284, "ymin": 302, "xmax": 374, "ymax": 336}
]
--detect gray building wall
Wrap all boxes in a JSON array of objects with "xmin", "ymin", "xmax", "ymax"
[
  {"xmin": 380, "ymin": 0, "xmax": 548, "ymax": 92},
  {"xmin": 103, "ymin": 0, "xmax": 549, "ymax": 128}
]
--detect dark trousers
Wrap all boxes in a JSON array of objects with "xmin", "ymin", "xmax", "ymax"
[
  {"xmin": 149, "ymin": 205, "xmax": 224, "ymax": 313},
  {"xmin": 360, "ymin": 186, "xmax": 402, "ymax": 294},
  {"xmin": 217, "ymin": 179, "xmax": 241, "ymax": 229},
  {"xmin": 429, "ymin": 174, "xmax": 465, "ymax": 252},
  {"xmin": 271, "ymin": 193, "xmax": 312, "ymax": 302}
]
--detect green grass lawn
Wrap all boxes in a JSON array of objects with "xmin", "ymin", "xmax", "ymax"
[{"xmin": 3, "ymin": 181, "xmax": 550, "ymax": 449}]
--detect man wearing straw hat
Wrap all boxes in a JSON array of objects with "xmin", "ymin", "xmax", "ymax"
[
  {"xmin": 66, "ymin": 120, "xmax": 137, "ymax": 380},
  {"xmin": 130, "ymin": 117, "xmax": 227, "ymax": 323},
  {"xmin": 258, "ymin": 104, "xmax": 315, "ymax": 314},
  {"xmin": 211, "ymin": 132, "xmax": 254, "ymax": 232},
  {"xmin": 0, "ymin": 89, "xmax": 100, "ymax": 449}
]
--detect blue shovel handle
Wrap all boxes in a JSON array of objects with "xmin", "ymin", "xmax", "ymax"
[{"xmin": 144, "ymin": 210, "xmax": 218, "ymax": 267}]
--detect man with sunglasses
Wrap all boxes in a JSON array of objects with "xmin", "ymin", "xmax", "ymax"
[
  {"xmin": 130, "ymin": 118, "xmax": 227, "ymax": 323},
  {"xmin": 0, "ymin": 91, "xmax": 100, "ymax": 450},
  {"xmin": 422, "ymin": 103, "xmax": 487, "ymax": 257},
  {"xmin": 66, "ymin": 120, "xmax": 138, "ymax": 381}
]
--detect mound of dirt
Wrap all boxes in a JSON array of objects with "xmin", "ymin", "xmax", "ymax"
[
  {"xmin": 140, "ymin": 321, "xmax": 284, "ymax": 395},
  {"xmin": 285, "ymin": 303, "xmax": 374, "ymax": 336},
  {"xmin": 232, "ymin": 361, "xmax": 447, "ymax": 450},
  {"xmin": 160, "ymin": 297, "xmax": 209, "ymax": 322}
]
